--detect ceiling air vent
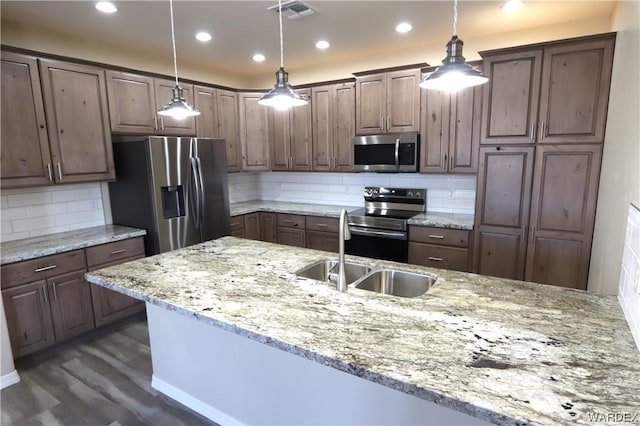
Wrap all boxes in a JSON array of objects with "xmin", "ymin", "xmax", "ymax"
[{"xmin": 268, "ymin": 1, "xmax": 316, "ymax": 20}]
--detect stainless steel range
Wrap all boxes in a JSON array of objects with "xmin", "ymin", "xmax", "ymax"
[{"xmin": 346, "ymin": 186, "xmax": 426, "ymax": 263}]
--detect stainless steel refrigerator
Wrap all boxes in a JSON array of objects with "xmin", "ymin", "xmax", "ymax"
[{"xmin": 108, "ymin": 136, "xmax": 231, "ymax": 255}]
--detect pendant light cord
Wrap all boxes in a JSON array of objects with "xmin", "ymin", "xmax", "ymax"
[
  {"xmin": 453, "ymin": 0, "xmax": 458, "ymax": 36},
  {"xmin": 278, "ymin": 0, "xmax": 284, "ymax": 68},
  {"xmin": 169, "ymin": 0, "xmax": 179, "ymax": 86}
]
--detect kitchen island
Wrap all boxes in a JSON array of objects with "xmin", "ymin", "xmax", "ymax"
[{"xmin": 85, "ymin": 237, "xmax": 640, "ymax": 425}]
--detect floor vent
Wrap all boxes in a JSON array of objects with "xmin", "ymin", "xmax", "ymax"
[{"xmin": 267, "ymin": 1, "xmax": 316, "ymax": 19}]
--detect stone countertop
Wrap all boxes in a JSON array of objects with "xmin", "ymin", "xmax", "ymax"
[
  {"xmin": 230, "ymin": 200, "xmax": 474, "ymax": 230},
  {"xmin": 85, "ymin": 237, "xmax": 640, "ymax": 426},
  {"xmin": 1, "ymin": 225, "xmax": 147, "ymax": 265}
]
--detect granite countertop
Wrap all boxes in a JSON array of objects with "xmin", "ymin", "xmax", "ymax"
[
  {"xmin": 230, "ymin": 200, "xmax": 474, "ymax": 230},
  {"xmin": 1, "ymin": 225, "xmax": 147, "ymax": 265},
  {"xmin": 85, "ymin": 237, "xmax": 640, "ymax": 426}
]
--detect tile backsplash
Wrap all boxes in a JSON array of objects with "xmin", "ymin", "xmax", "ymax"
[
  {"xmin": 619, "ymin": 204, "xmax": 640, "ymax": 351},
  {"xmin": 229, "ymin": 172, "xmax": 476, "ymax": 214},
  {"xmin": 1, "ymin": 183, "xmax": 106, "ymax": 242}
]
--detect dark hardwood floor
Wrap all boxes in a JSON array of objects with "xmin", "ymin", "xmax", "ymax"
[{"xmin": 1, "ymin": 317, "xmax": 217, "ymax": 426}]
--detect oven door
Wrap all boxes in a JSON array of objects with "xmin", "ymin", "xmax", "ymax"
[{"xmin": 345, "ymin": 226, "xmax": 408, "ymax": 263}]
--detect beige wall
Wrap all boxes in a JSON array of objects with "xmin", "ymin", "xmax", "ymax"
[{"xmin": 588, "ymin": 0, "xmax": 640, "ymax": 295}]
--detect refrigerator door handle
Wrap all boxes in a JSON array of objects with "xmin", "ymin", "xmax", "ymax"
[
  {"xmin": 195, "ymin": 156, "xmax": 206, "ymax": 239},
  {"xmin": 190, "ymin": 157, "xmax": 202, "ymax": 228}
]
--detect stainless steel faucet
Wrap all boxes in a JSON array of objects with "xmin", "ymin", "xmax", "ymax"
[{"xmin": 338, "ymin": 209, "xmax": 352, "ymax": 292}]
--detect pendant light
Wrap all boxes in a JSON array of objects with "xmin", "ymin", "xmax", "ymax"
[
  {"xmin": 157, "ymin": 0, "xmax": 200, "ymax": 120},
  {"xmin": 259, "ymin": 0, "xmax": 308, "ymax": 110},
  {"xmin": 419, "ymin": 0, "xmax": 488, "ymax": 92}
]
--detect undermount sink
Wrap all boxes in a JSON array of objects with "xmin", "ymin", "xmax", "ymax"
[
  {"xmin": 354, "ymin": 269, "xmax": 435, "ymax": 298},
  {"xmin": 296, "ymin": 260, "xmax": 372, "ymax": 285}
]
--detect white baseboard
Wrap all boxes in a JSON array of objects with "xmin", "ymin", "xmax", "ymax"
[
  {"xmin": 151, "ymin": 375, "xmax": 245, "ymax": 426},
  {"xmin": 0, "ymin": 370, "xmax": 20, "ymax": 390}
]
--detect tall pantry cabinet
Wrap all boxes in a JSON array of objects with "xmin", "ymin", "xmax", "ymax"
[{"xmin": 473, "ymin": 34, "xmax": 615, "ymax": 290}]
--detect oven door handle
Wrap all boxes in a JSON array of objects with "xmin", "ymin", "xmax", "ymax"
[
  {"xmin": 349, "ymin": 227, "xmax": 407, "ymax": 240},
  {"xmin": 394, "ymin": 138, "xmax": 400, "ymax": 171}
]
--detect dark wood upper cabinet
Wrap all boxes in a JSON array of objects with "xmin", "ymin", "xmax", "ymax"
[
  {"xmin": 269, "ymin": 88, "xmax": 312, "ymax": 171},
  {"xmin": 481, "ymin": 34, "xmax": 614, "ymax": 145},
  {"xmin": 238, "ymin": 92, "xmax": 270, "ymax": 171},
  {"xmin": 217, "ymin": 89, "xmax": 241, "ymax": 172},
  {"xmin": 480, "ymin": 50, "xmax": 542, "ymax": 145},
  {"xmin": 473, "ymin": 146, "xmax": 535, "ymax": 280},
  {"xmin": 244, "ymin": 212, "xmax": 260, "ymax": 240},
  {"xmin": 356, "ymin": 68, "xmax": 420, "ymax": 135},
  {"xmin": 47, "ymin": 270, "xmax": 95, "ymax": 341},
  {"xmin": 538, "ymin": 38, "xmax": 614, "ymax": 144},
  {"xmin": 312, "ymin": 82, "xmax": 355, "ymax": 172},
  {"xmin": 194, "ymin": 85, "xmax": 219, "ymax": 138},
  {"xmin": 1, "ymin": 51, "xmax": 53, "ymax": 188},
  {"xmin": 269, "ymin": 108, "xmax": 291, "ymax": 171},
  {"xmin": 105, "ymin": 71, "xmax": 157, "ymax": 134},
  {"xmin": 525, "ymin": 144, "xmax": 602, "ymax": 289},
  {"xmin": 419, "ymin": 80, "xmax": 481, "ymax": 173},
  {"xmin": 153, "ymin": 79, "xmax": 196, "ymax": 135},
  {"xmin": 39, "ymin": 59, "xmax": 115, "ymax": 183}
]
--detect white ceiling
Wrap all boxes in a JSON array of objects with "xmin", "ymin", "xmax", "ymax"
[{"xmin": 1, "ymin": 1, "xmax": 617, "ymax": 79}]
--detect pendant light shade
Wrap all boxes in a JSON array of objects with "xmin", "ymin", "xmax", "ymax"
[
  {"xmin": 259, "ymin": 0, "xmax": 308, "ymax": 110},
  {"xmin": 158, "ymin": 0, "xmax": 200, "ymax": 120},
  {"xmin": 420, "ymin": 0, "xmax": 488, "ymax": 92}
]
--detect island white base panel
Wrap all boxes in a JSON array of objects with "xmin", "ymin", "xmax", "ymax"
[{"xmin": 146, "ymin": 303, "xmax": 488, "ymax": 426}]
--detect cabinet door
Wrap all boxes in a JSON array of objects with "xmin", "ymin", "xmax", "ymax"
[
  {"xmin": 306, "ymin": 230, "xmax": 338, "ymax": 253},
  {"xmin": 290, "ymin": 88, "xmax": 313, "ymax": 170},
  {"xmin": 244, "ymin": 213, "xmax": 260, "ymax": 240},
  {"xmin": 105, "ymin": 70, "xmax": 157, "ymax": 134},
  {"xmin": 218, "ymin": 89, "xmax": 241, "ymax": 172},
  {"xmin": 449, "ymin": 84, "xmax": 481, "ymax": 173},
  {"xmin": 154, "ymin": 79, "xmax": 196, "ymax": 135},
  {"xmin": 312, "ymin": 85, "xmax": 333, "ymax": 171},
  {"xmin": 277, "ymin": 228, "xmax": 306, "ymax": 248},
  {"xmin": 473, "ymin": 146, "xmax": 535, "ymax": 280},
  {"xmin": 2, "ymin": 280, "xmax": 55, "ymax": 358},
  {"xmin": 481, "ymin": 51, "xmax": 542, "ymax": 145},
  {"xmin": 48, "ymin": 270, "xmax": 95, "ymax": 341},
  {"xmin": 270, "ymin": 108, "xmax": 291, "ymax": 170},
  {"xmin": 386, "ymin": 69, "xmax": 421, "ymax": 133},
  {"xmin": 408, "ymin": 243, "xmax": 469, "ymax": 272},
  {"xmin": 355, "ymin": 73, "xmax": 385, "ymax": 135},
  {"xmin": 89, "ymin": 256, "xmax": 144, "ymax": 327},
  {"xmin": 239, "ymin": 93, "xmax": 270, "ymax": 171},
  {"xmin": 194, "ymin": 85, "xmax": 219, "ymax": 138},
  {"xmin": 525, "ymin": 144, "xmax": 602, "ymax": 289},
  {"xmin": 1, "ymin": 52, "xmax": 53, "ymax": 188},
  {"xmin": 333, "ymin": 82, "xmax": 356, "ymax": 171},
  {"xmin": 420, "ymin": 88, "xmax": 449, "ymax": 173},
  {"xmin": 260, "ymin": 212, "xmax": 277, "ymax": 243},
  {"xmin": 40, "ymin": 59, "xmax": 115, "ymax": 183},
  {"xmin": 538, "ymin": 38, "xmax": 614, "ymax": 144}
]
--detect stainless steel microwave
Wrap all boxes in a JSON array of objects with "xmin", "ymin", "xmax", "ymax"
[{"xmin": 352, "ymin": 132, "xmax": 419, "ymax": 172}]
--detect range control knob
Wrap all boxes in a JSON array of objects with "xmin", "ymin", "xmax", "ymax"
[{"xmin": 407, "ymin": 191, "xmax": 414, "ymax": 197}]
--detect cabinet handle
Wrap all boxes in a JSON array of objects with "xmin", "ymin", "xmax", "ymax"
[
  {"xmin": 530, "ymin": 122, "xmax": 535, "ymax": 141},
  {"xmin": 52, "ymin": 283, "xmax": 58, "ymax": 300},
  {"xmin": 316, "ymin": 223, "xmax": 328, "ymax": 228},
  {"xmin": 56, "ymin": 163, "xmax": 63, "ymax": 181},
  {"xmin": 450, "ymin": 154, "xmax": 454, "ymax": 171},
  {"xmin": 541, "ymin": 121, "xmax": 545, "ymax": 141},
  {"xmin": 153, "ymin": 116, "xmax": 158, "ymax": 131},
  {"xmin": 284, "ymin": 220, "xmax": 296, "ymax": 225},
  {"xmin": 35, "ymin": 264, "xmax": 57, "ymax": 273},
  {"xmin": 380, "ymin": 116, "xmax": 384, "ymax": 131},
  {"xmin": 428, "ymin": 235, "xmax": 445, "ymax": 239},
  {"xmin": 46, "ymin": 164, "xmax": 53, "ymax": 181},
  {"xmin": 110, "ymin": 249, "xmax": 128, "ymax": 255},
  {"xmin": 387, "ymin": 116, "xmax": 391, "ymax": 130},
  {"xmin": 42, "ymin": 286, "xmax": 49, "ymax": 305},
  {"xmin": 428, "ymin": 257, "xmax": 444, "ymax": 262},
  {"xmin": 522, "ymin": 225, "xmax": 527, "ymax": 241}
]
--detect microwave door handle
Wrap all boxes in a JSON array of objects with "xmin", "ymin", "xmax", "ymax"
[{"xmin": 394, "ymin": 138, "xmax": 400, "ymax": 171}]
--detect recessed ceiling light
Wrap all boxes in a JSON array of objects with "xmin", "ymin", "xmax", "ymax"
[
  {"xmin": 95, "ymin": 1, "xmax": 117, "ymax": 14},
  {"xmin": 395, "ymin": 22, "xmax": 412, "ymax": 33},
  {"xmin": 195, "ymin": 32, "xmax": 212, "ymax": 42},
  {"xmin": 502, "ymin": 0, "xmax": 524, "ymax": 13},
  {"xmin": 315, "ymin": 40, "xmax": 330, "ymax": 50},
  {"xmin": 252, "ymin": 53, "xmax": 266, "ymax": 63}
]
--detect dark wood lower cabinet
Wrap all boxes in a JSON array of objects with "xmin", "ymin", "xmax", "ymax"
[
  {"xmin": 408, "ymin": 243, "xmax": 469, "ymax": 272},
  {"xmin": 306, "ymin": 230, "xmax": 338, "ymax": 253},
  {"xmin": 260, "ymin": 212, "xmax": 277, "ymax": 243},
  {"xmin": 2, "ymin": 280, "xmax": 55, "ymax": 358},
  {"xmin": 244, "ymin": 213, "xmax": 260, "ymax": 240},
  {"xmin": 48, "ymin": 270, "xmax": 95, "ymax": 341},
  {"xmin": 277, "ymin": 227, "xmax": 306, "ymax": 248}
]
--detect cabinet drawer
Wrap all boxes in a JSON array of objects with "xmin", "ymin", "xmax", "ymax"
[
  {"xmin": 1, "ymin": 250, "xmax": 87, "ymax": 289},
  {"xmin": 230, "ymin": 216, "xmax": 245, "ymax": 231},
  {"xmin": 409, "ymin": 226, "xmax": 470, "ymax": 248},
  {"xmin": 86, "ymin": 237, "xmax": 145, "ymax": 268},
  {"xmin": 408, "ymin": 243, "xmax": 469, "ymax": 272},
  {"xmin": 306, "ymin": 216, "xmax": 339, "ymax": 233},
  {"xmin": 277, "ymin": 213, "xmax": 306, "ymax": 229}
]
